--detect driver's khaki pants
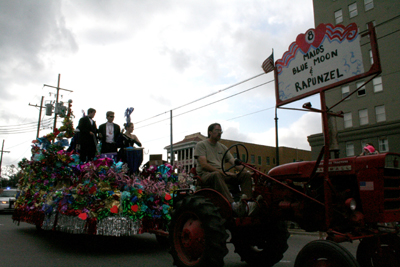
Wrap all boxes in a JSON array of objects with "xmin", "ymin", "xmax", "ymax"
[{"xmin": 199, "ymin": 171, "xmax": 252, "ymax": 203}]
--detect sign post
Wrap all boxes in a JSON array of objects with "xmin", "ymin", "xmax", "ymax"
[{"xmin": 273, "ymin": 22, "xmax": 381, "ymax": 229}]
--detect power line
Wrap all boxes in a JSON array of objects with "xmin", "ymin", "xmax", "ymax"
[
  {"xmin": 136, "ymin": 79, "xmax": 274, "ymax": 129},
  {"xmin": 0, "ymin": 126, "xmax": 53, "ymax": 135},
  {"xmin": 4, "ymin": 139, "xmax": 35, "ymax": 149},
  {"xmin": 0, "ymin": 129, "xmax": 52, "ymax": 135},
  {"xmin": 0, "ymin": 123, "xmax": 52, "ymax": 131},
  {"xmin": 134, "ymin": 72, "xmax": 266, "ymax": 124},
  {"xmin": 0, "ymin": 121, "xmax": 53, "ymax": 134},
  {"xmin": 0, "ymin": 118, "xmax": 53, "ymax": 128},
  {"xmin": 227, "ymin": 106, "xmax": 275, "ymax": 121},
  {"xmin": 173, "ymin": 72, "xmax": 266, "ymax": 111},
  {"xmin": 174, "ymin": 80, "xmax": 272, "ymax": 119}
]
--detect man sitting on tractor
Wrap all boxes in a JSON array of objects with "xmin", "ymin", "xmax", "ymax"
[{"xmin": 194, "ymin": 123, "xmax": 258, "ymax": 217}]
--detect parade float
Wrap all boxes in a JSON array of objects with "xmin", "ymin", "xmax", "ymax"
[{"xmin": 12, "ymin": 103, "xmax": 189, "ymax": 238}]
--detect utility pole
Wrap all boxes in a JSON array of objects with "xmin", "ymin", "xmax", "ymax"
[
  {"xmin": 275, "ymin": 106, "xmax": 280, "ymax": 166},
  {"xmin": 43, "ymin": 74, "xmax": 73, "ymax": 138},
  {"xmin": 53, "ymin": 74, "xmax": 61, "ymax": 132},
  {"xmin": 170, "ymin": 110, "xmax": 174, "ymax": 165},
  {"xmin": 0, "ymin": 140, "xmax": 11, "ymax": 188},
  {"xmin": 28, "ymin": 96, "xmax": 45, "ymax": 139}
]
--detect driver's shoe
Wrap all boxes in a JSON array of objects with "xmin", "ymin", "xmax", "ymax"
[
  {"xmin": 232, "ymin": 194, "xmax": 248, "ymax": 217},
  {"xmin": 247, "ymin": 201, "xmax": 260, "ymax": 216}
]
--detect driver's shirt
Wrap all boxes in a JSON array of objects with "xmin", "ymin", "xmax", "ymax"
[{"xmin": 194, "ymin": 139, "xmax": 233, "ymax": 176}]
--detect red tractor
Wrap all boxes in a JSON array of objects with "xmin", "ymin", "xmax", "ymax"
[{"xmin": 168, "ymin": 144, "xmax": 400, "ymax": 267}]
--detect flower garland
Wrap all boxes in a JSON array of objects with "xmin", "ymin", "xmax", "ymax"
[
  {"xmin": 13, "ymin": 144, "xmax": 188, "ymax": 229},
  {"xmin": 58, "ymin": 101, "xmax": 75, "ymax": 138}
]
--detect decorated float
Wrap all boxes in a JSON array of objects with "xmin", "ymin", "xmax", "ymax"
[{"xmin": 12, "ymin": 103, "xmax": 189, "ymax": 238}]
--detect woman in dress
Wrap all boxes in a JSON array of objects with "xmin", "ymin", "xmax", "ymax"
[{"xmin": 116, "ymin": 122, "xmax": 142, "ymax": 164}]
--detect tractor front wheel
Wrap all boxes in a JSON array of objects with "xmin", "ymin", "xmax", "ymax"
[
  {"xmin": 356, "ymin": 234, "xmax": 400, "ymax": 266},
  {"xmin": 294, "ymin": 240, "xmax": 360, "ymax": 267},
  {"xmin": 169, "ymin": 195, "xmax": 229, "ymax": 267}
]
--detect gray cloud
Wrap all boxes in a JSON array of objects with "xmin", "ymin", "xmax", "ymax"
[
  {"xmin": 0, "ymin": 1, "xmax": 78, "ymax": 111},
  {"xmin": 0, "ymin": 1, "xmax": 77, "ymax": 79},
  {"xmin": 161, "ymin": 47, "xmax": 192, "ymax": 73}
]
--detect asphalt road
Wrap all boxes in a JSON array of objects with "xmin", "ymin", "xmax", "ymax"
[{"xmin": 0, "ymin": 213, "xmax": 359, "ymax": 267}]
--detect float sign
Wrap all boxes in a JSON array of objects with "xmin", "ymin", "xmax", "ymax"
[{"xmin": 276, "ymin": 23, "xmax": 363, "ymax": 105}]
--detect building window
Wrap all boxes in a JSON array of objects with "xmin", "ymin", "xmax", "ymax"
[
  {"xmin": 373, "ymin": 77, "xmax": 383, "ymax": 92},
  {"xmin": 369, "ymin": 50, "xmax": 373, "ymax": 65},
  {"xmin": 251, "ymin": 154, "xmax": 255, "ymax": 164},
  {"xmin": 359, "ymin": 109, "xmax": 369, "ymax": 125},
  {"xmin": 242, "ymin": 154, "xmax": 246, "ymax": 162},
  {"xmin": 266, "ymin": 156, "xmax": 270, "ymax": 165},
  {"xmin": 233, "ymin": 152, "xmax": 237, "ymax": 159},
  {"xmin": 356, "ymin": 82, "xmax": 366, "ymax": 97},
  {"xmin": 344, "ymin": 112, "xmax": 353, "ymax": 128},
  {"xmin": 379, "ymin": 137, "xmax": 389, "ymax": 152},
  {"xmin": 346, "ymin": 142, "xmax": 355, "ymax": 156},
  {"xmin": 258, "ymin": 156, "xmax": 262, "ymax": 165},
  {"xmin": 342, "ymin": 86, "xmax": 350, "ymax": 99},
  {"xmin": 361, "ymin": 140, "xmax": 368, "ymax": 150},
  {"xmin": 375, "ymin": 105, "xmax": 386, "ymax": 122},
  {"xmin": 335, "ymin": 9, "xmax": 343, "ymax": 24},
  {"xmin": 349, "ymin": 3, "xmax": 358, "ymax": 18},
  {"xmin": 273, "ymin": 158, "xmax": 276, "ymax": 164},
  {"xmin": 364, "ymin": 0, "xmax": 374, "ymax": 11}
]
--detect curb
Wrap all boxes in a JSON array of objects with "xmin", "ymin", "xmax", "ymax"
[{"xmin": 288, "ymin": 229, "xmax": 320, "ymax": 236}]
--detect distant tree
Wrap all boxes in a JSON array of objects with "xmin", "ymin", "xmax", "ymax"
[{"xmin": 1, "ymin": 164, "xmax": 20, "ymax": 188}]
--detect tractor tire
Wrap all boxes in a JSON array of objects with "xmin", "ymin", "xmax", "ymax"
[
  {"xmin": 356, "ymin": 234, "xmax": 400, "ymax": 267},
  {"xmin": 294, "ymin": 240, "xmax": 360, "ymax": 267},
  {"xmin": 156, "ymin": 234, "xmax": 169, "ymax": 248},
  {"xmin": 169, "ymin": 195, "xmax": 229, "ymax": 267},
  {"xmin": 231, "ymin": 221, "xmax": 289, "ymax": 266}
]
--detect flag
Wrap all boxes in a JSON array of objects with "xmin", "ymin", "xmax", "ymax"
[
  {"xmin": 261, "ymin": 52, "xmax": 274, "ymax": 74},
  {"xmin": 360, "ymin": 181, "xmax": 374, "ymax": 191}
]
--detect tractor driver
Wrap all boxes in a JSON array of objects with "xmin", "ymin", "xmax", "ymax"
[{"xmin": 194, "ymin": 123, "xmax": 258, "ymax": 217}]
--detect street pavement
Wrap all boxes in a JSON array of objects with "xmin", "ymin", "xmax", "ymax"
[{"xmin": 1, "ymin": 213, "xmax": 359, "ymax": 267}]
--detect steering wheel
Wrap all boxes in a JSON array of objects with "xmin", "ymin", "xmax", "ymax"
[{"xmin": 221, "ymin": 144, "xmax": 249, "ymax": 176}]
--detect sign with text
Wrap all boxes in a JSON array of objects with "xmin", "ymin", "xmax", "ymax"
[{"xmin": 275, "ymin": 23, "xmax": 363, "ymax": 105}]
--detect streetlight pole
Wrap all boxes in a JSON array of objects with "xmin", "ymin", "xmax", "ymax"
[{"xmin": 0, "ymin": 140, "xmax": 11, "ymax": 188}]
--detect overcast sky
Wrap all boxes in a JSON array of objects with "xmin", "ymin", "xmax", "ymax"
[{"xmin": 0, "ymin": 0, "xmax": 322, "ymax": 168}]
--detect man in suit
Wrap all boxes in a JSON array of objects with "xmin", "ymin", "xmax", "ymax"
[
  {"xmin": 98, "ymin": 111, "xmax": 121, "ymax": 154},
  {"xmin": 77, "ymin": 108, "xmax": 98, "ymax": 162}
]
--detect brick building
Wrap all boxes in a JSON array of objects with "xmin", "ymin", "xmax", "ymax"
[{"xmin": 164, "ymin": 132, "xmax": 311, "ymax": 173}]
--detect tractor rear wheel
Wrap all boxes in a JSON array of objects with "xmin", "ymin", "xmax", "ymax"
[
  {"xmin": 356, "ymin": 234, "xmax": 400, "ymax": 267},
  {"xmin": 231, "ymin": 221, "xmax": 289, "ymax": 266},
  {"xmin": 294, "ymin": 240, "xmax": 360, "ymax": 267},
  {"xmin": 169, "ymin": 195, "xmax": 229, "ymax": 267},
  {"xmin": 156, "ymin": 234, "xmax": 169, "ymax": 247}
]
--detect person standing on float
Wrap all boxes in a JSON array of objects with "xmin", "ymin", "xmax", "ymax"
[{"xmin": 77, "ymin": 108, "xmax": 98, "ymax": 162}]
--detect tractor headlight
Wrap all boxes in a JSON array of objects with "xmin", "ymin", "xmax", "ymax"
[{"xmin": 345, "ymin": 198, "xmax": 357, "ymax": 211}]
